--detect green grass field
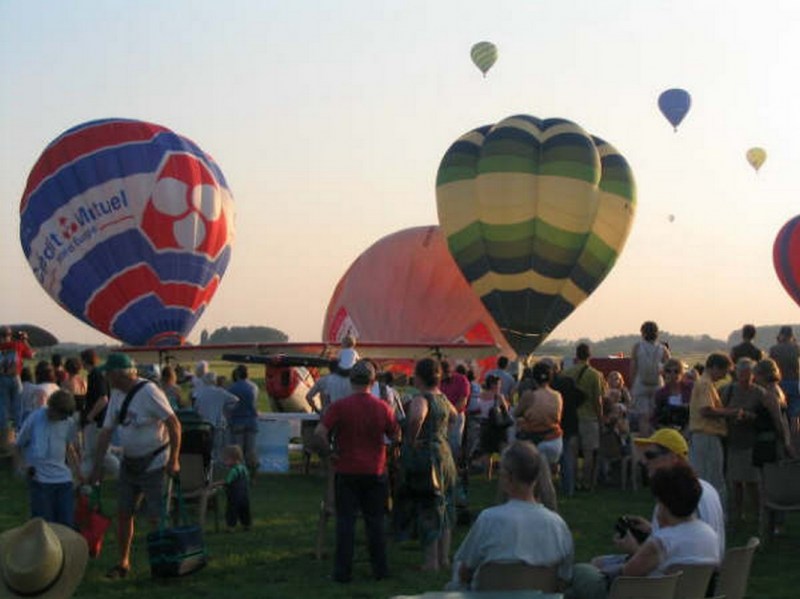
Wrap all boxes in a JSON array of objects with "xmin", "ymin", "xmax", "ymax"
[{"xmin": 1, "ymin": 454, "xmax": 797, "ymax": 599}]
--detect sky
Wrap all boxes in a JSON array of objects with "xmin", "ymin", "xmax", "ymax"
[{"xmin": 3, "ymin": 0, "xmax": 800, "ymax": 349}]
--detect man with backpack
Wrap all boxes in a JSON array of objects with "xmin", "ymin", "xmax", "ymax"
[
  {"xmin": 91, "ymin": 353, "xmax": 181, "ymax": 580},
  {"xmin": 0, "ymin": 326, "xmax": 35, "ymax": 452},
  {"xmin": 563, "ymin": 343, "xmax": 604, "ymax": 492},
  {"xmin": 630, "ymin": 321, "xmax": 670, "ymax": 436}
]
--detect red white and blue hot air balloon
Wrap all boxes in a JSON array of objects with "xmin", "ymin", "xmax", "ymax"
[
  {"xmin": 774, "ymin": 215, "xmax": 800, "ymax": 309},
  {"xmin": 19, "ymin": 118, "xmax": 235, "ymax": 346}
]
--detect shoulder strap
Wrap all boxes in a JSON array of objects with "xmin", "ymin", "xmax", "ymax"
[
  {"xmin": 118, "ymin": 380, "xmax": 150, "ymax": 425},
  {"xmin": 576, "ymin": 364, "xmax": 589, "ymax": 383}
]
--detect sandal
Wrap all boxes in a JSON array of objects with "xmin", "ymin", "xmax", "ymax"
[{"xmin": 105, "ymin": 564, "xmax": 130, "ymax": 580}]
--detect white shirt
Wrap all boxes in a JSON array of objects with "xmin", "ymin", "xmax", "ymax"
[
  {"xmin": 102, "ymin": 380, "xmax": 174, "ymax": 467},
  {"xmin": 193, "ymin": 384, "xmax": 238, "ymax": 429},
  {"xmin": 651, "ymin": 518, "xmax": 720, "ymax": 575},
  {"xmin": 326, "ymin": 373, "xmax": 354, "ymax": 405},
  {"xmin": 453, "ymin": 499, "xmax": 574, "ymax": 589},
  {"xmin": 651, "ymin": 478, "xmax": 725, "ymax": 556}
]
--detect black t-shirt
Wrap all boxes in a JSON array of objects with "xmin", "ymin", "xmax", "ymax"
[
  {"xmin": 83, "ymin": 367, "xmax": 110, "ymax": 426},
  {"xmin": 552, "ymin": 374, "xmax": 579, "ymax": 437}
]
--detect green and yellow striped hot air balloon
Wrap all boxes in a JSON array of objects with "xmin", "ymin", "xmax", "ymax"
[
  {"xmin": 436, "ymin": 115, "xmax": 636, "ymax": 355},
  {"xmin": 470, "ymin": 41, "xmax": 497, "ymax": 77}
]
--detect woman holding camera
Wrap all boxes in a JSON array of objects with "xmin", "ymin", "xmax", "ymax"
[{"xmin": 568, "ymin": 463, "xmax": 720, "ymax": 599}]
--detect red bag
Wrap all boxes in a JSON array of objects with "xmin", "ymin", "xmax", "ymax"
[{"xmin": 75, "ymin": 486, "xmax": 112, "ymax": 558}]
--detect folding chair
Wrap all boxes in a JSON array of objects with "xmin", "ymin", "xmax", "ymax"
[
  {"xmin": 760, "ymin": 459, "xmax": 800, "ymax": 545},
  {"xmin": 667, "ymin": 563, "xmax": 716, "ymax": 599},
  {"xmin": 608, "ymin": 571, "xmax": 682, "ymax": 599},
  {"xmin": 474, "ymin": 561, "xmax": 559, "ymax": 592},
  {"xmin": 715, "ymin": 537, "xmax": 760, "ymax": 599},
  {"xmin": 174, "ymin": 453, "xmax": 221, "ymax": 532}
]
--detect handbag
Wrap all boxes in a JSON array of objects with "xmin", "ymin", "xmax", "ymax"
[
  {"xmin": 75, "ymin": 486, "xmax": 111, "ymax": 558},
  {"xmin": 147, "ymin": 478, "xmax": 207, "ymax": 577},
  {"xmin": 401, "ymin": 393, "xmax": 442, "ymax": 498},
  {"xmin": 402, "ymin": 452, "xmax": 441, "ymax": 498},
  {"xmin": 489, "ymin": 397, "xmax": 513, "ymax": 429}
]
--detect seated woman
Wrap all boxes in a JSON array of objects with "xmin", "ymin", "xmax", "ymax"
[
  {"xmin": 652, "ymin": 358, "xmax": 693, "ymax": 433},
  {"xmin": 514, "ymin": 362, "xmax": 564, "ymax": 468},
  {"xmin": 568, "ymin": 463, "xmax": 720, "ymax": 599}
]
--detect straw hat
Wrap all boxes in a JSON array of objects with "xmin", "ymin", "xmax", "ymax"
[{"xmin": 0, "ymin": 518, "xmax": 88, "ymax": 598}]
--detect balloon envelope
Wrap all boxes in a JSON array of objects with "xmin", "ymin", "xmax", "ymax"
[
  {"xmin": 773, "ymin": 215, "xmax": 800, "ymax": 308},
  {"xmin": 746, "ymin": 147, "xmax": 767, "ymax": 172},
  {"xmin": 19, "ymin": 118, "xmax": 235, "ymax": 346},
  {"xmin": 470, "ymin": 41, "xmax": 498, "ymax": 76},
  {"xmin": 436, "ymin": 115, "xmax": 636, "ymax": 355},
  {"xmin": 658, "ymin": 88, "xmax": 691, "ymax": 131},
  {"xmin": 323, "ymin": 226, "xmax": 515, "ymax": 358}
]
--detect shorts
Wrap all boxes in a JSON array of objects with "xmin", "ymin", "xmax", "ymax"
[
  {"xmin": 537, "ymin": 436, "xmax": 564, "ymax": 465},
  {"xmin": 118, "ymin": 466, "xmax": 166, "ymax": 519},
  {"xmin": 630, "ymin": 384, "xmax": 658, "ymax": 416},
  {"xmin": 578, "ymin": 419, "xmax": 600, "ymax": 452}
]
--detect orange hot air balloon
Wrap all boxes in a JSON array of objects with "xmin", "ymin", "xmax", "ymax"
[{"xmin": 323, "ymin": 226, "xmax": 515, "ymax": 361}]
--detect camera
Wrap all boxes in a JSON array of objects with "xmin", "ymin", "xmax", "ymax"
[
  {"xmin": 614, "ymin": 516, "xmax": 649, "ymax": 544},
  {"xmin": 13, "ymin": 330, "xmax": 27, "ymax": 340}
]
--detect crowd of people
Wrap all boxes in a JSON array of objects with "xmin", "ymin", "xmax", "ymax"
[{"xmin": 1, "ymin": 321, "xmax": 798, "ymax": 596}]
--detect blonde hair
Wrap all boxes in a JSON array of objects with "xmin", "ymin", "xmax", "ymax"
[
  {"xmin": 342, "ymin": 334, "xmax": 356, "ymax": 349},
  {"xmin": 222, "ymin": 445, "xmax": 244, "ymax": 464}
]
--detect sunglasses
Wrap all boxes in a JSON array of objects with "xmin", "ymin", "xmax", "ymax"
[
  {"xmin": 663, "ymin": 369, "xmax": 680, "ymax": 374},
  {"xmin": 643, "ymin": 448, "xmax": 670, "ymax": 460}
]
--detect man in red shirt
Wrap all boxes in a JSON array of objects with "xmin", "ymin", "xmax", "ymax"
[
  {"xmin": 314, "ymin": 359, "xmax": 400, "ymax": 583},
  {"xmin": 439, "ymin": 361, "xmax": 470, "ymax": 460},
  {"xmin": 1, "ymin": 326, "xmax": 35, "ymax": 442}
]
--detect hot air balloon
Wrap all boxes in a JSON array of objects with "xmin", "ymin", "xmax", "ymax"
[
  {"xmin": 323, "ymin": 226, "xmax": 515, "ymax": 361},
  {"xmin": 658, "ymin": 88, "xmax": 691, "ymax": 131},
  {"xmin": 470, "ymin": 41, "xmax": 497, "ymax": 77},
  {"xmin": 19, "ymin": 118, "xmax": 235, "ymax": 346},
  {"xmin": 746, "ymin": 147, "xmax": 767, "ymax": 173},
  {"xmin": 773, "ymin": 215, "xmax": 800, "ymax": 308},
  {"xmin": 668, "ymin": 214, "xmax": 675, "ymax": 223},
  {"xmin": 436, "ymin": 115, "xmax": 636, "ymax": 355}
]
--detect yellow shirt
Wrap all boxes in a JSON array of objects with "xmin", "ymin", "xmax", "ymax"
[{"xmin": 689, "ymin": 373, "xmax": 727, "ymax": 436}]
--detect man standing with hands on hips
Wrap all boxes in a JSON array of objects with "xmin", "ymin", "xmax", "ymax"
[{"xmin": 91, "ymin": 353, "xmax": 181, "ymax": 580}]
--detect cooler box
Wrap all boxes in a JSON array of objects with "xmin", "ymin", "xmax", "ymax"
[{"xmin": 256, "ymin": 416, "xmax": 291, "ymax": 473}]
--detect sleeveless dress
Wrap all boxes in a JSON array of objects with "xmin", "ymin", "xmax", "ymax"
[
  {"xmin": 402, "ymin": 391, "xmax": 457, "ymax": 546},
  {"xmin": 753, "ymin": 390, "xmax": 788, "ymax": 467}
]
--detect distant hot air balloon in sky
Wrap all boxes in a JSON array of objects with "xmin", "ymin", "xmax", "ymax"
[
  {"xmin": 658, "ymin": 88, "xmax": 691, "ymax": 131},
  {"xmin": 746, "ymin": 147, "xmax": 767, "ymax": 173},
  {"xmin": 323, "ymin": 225, "xmax": 515, "ymax": 360},
  {"xmin": 470, "ymin": 41, "xmax": 497, "ymax": 77},
  {"xmin": 668, "ymin": 214, "xmax": 675, "ymax": 223},
  {"xmin": 436, "ymin": 115, "xmax": 636, "ymax": 355},
  {"xmin": 773, "ymin": 215, "xmax": 800, "ymax": 309},
  {"xmin": 19, "ymin": 118, "xmax": 235, "ymax": 346}
]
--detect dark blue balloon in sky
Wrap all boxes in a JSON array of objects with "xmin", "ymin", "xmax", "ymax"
[{"xmin": 658, "ymin": 88, "xmax": 691, "ymax": 131}]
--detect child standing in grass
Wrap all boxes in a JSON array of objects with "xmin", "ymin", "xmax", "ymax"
[{"xmin": 217, "ymin": 444, "xmax": 252, "ymax": 531}]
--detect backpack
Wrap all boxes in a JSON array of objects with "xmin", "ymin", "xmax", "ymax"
[
  {"xmin": 0, "ymin": 347, "xmax": 18, "ymax": 376},
  {"xmin": 636, "ymin": 342, "xmax": 662, "ymax": 386}
]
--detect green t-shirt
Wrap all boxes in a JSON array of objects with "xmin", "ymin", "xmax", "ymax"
[
  {"xmin": 226, "ymin": 463, "xmax": 249, "ymax": 485},
  {"xmin": 563, "ymin": 363, "xmax": 604, "ymax": 420}
]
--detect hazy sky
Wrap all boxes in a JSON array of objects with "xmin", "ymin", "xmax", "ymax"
[{"xmin": 3, "ymin": 0, "xmax": 800, "ymax": 348}]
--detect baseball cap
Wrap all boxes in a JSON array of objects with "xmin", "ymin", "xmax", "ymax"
[
  {"xmin": 349, "ymin": 360, "xmax": 376, "ymax": 385},
  {"xmin": 97, "ymin": 352, "xmax": 135, "ymax": 372},
  {"xmin": 633, "ymin": 428, "xmax": 688, "ymax": 458}
]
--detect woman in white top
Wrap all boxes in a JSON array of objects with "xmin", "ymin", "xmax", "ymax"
[
  {"xmin": 571, "ymin": 463, "xmax": 719, "ymax": 599},
  {"xmin": 630, "ymin": 321, "xmax": 670, "ymax": 436}
]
